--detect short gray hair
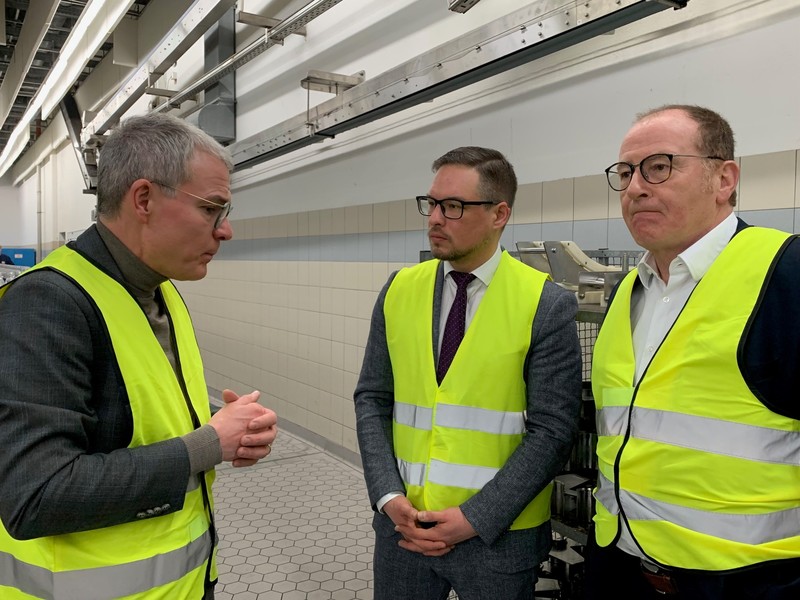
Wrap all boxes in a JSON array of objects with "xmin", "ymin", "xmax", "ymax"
[{"xmin": 96, "ymin": 113, "xmax": 233, "ymax": 217}]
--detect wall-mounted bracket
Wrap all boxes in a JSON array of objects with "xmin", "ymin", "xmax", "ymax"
[{"xmin": 301, "ymin": 70, "xmax": 365, "ymax": 95}]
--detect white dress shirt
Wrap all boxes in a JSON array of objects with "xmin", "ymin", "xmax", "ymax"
[{"xmin": 617, "ymin": 211, "xmax": 737, "ymax": 557}]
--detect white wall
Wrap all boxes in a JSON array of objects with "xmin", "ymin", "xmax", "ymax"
[{"xmin": 5, "ymin": 0, "xmax": 800, "ymax": 459}]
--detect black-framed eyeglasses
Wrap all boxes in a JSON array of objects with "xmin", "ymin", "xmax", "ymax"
[
  {"xmin": 416, "ymin": 195, "xmax": 497, "ymax": 220},
  {"xmin": 152, "ymin": 181, "xmax": 233, "ymax": 229},
  {"xmin": 605, "ymin": 153, "xmax": 726, "ymax": 191}
]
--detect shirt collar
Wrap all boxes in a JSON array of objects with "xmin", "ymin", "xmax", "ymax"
[
  {"xmin": 636, "ymin": 212, "xmax": 738, "ymax": 288},
  {"xmin": 443, "ymin": 244, "xmax": 502, "ymax": 287}
]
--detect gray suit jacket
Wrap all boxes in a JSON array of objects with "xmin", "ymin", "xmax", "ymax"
[
  {"xmin": 354, "ymin": 256, "xmax": 582, "ymax": 555},
  {"xmin": 0, "ymin": 226, "xmax": 194, "ymax": 539}
]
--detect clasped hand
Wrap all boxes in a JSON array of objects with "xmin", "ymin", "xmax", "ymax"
[
  {"xmin": 210, "ymin": 389, "xmax": 278, "ymax": 467},
  {"xmin": 384, "ymin": 496, "xmax": 477, "ymax": 557}
]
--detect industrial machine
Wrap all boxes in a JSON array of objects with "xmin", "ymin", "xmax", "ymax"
[{"xmin": 517, "ymin": 241, "xmax": 641, "ymax": 599}]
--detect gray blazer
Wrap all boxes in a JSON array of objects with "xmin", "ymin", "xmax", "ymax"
[
  {"xmin": 354, "ymin": 257, "xmax": 582, "ymax": 556},
  {"xmin": 0, "ymin": 226, "xmax": 193, "ymax": 539}
]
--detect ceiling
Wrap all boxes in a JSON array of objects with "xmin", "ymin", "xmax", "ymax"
[{"xmin": 0, "ymin": 0, "xmax": 151, "ymax": 161}]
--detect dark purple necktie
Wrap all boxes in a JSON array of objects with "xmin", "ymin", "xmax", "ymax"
[{"xmin": 437, "ymin": 271, "xmax": 476, "ymax": 384}]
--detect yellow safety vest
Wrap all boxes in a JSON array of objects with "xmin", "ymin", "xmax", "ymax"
[
  {"xmin": 385, "ymin": 251, "xmax": 552, "ymax": 530},
  {"xmin": 592, "ymin": 227, "xmax": 800, "ymax": 570},
  {"xmin": 0, "ymin": 245, "xmax": 217, "ymax": 599}
]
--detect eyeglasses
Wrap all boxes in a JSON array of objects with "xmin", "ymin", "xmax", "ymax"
[
  {"xmin": 416, "ymin": 195, "xmax": 497, "ymax": 220},
  {"xmin": 153, "ymin": 181, "xmax": 233, "ymax": 229},
  {"xmin": 605, "ymin": 153, "xmax": 726, "ymax": 191}
]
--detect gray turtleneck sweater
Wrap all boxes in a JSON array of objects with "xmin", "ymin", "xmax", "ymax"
[{"xmin": 96, "ymin": 220, "xmax": 222, "ymax": 474}]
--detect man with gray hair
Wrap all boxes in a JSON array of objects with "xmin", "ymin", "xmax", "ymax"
[{"xmin": 0, "ymin": 112, "xmax": 278, "ymax": 599}]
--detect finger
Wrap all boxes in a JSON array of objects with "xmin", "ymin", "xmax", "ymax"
[
  {"xmin": 422, "ymin": 547, "xmax": 453, "ymax": 557},
  {"xmin": 221, "ymin": 389, "xmax": 239, "ymax": 404},
  {"xmin": 240, "ymin": 430, "xmax": 276, "ymax": 447},
  {"xmin": 397, "ymin": 540, "xmax": 426, "ymax": 554},
  {"xmin": 231, "ymin": 457, "xmax": 259, "ymax": 468},
  {"xmin": 236, "ymin": 445, "xmax": 270, "ymax": 460},
  {"xmin": 398, "ymin": 539, "xmax": 450, "ymax": 554},
  {"xmin": 236, "ymin": 390, "xmax": 261, "ymax": 404},
  {"xmin": 247, "ymin": 412, "xmax": 278, "ymax": 431}
]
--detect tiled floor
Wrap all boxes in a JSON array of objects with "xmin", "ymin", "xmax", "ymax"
[
  {"xmin": 213, "ymin": 430, "xmax": 376, "ymax": 600},
  {"xmin": 212, "ymin": 430, "xmax": 573, "ymax": 599}
]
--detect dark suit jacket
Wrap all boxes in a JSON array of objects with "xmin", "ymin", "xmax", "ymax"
[
  {"xmin": 354, "ymin": 255, "xmax": 582, "ymax": 556},
  {"xmin": 0, "ymin": 226, "xmax": 193, "ymax": 539}
]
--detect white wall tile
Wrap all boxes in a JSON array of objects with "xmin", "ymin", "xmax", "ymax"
[
  {"xmin": 739, "ymin": 150, "xmax": 796, "ymax": 210},
  {"xmin": 542, "ymin": 179, "xmax": 574, "ymax": 222}
]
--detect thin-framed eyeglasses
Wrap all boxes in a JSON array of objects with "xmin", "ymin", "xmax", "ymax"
[
  {"xmin": 605, "ymin": 153, "xmax": 726, "ymax": 191},
  {"xmin": 416, "ymin": 195, "xmax": 497, "ymax": 220},
  {"xmin": 152, "ymin": 181, "xmax": 233, "ymax": 229}
]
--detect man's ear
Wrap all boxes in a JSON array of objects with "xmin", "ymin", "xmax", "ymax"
[
  {"xmin": 493, "ymin": 201, "xmax": 511, "ymax": 230},
  {"xmin": 129, "ymin": 179, "xmax": 155, "ymax": 222},
  {"xmin": 717, "ymin": 160, "xmax": 740, "ymax": 206}
]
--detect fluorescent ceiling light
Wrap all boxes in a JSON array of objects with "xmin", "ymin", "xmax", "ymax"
[{"xmin": 0, "ymin": 0, "xmax": 133, "ymax": 179}]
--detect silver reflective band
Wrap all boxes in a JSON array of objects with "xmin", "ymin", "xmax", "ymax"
[
  {"xmin": 631, "ymin": 408, "xmax": 800, "ymax": 465},
  {"xmin": 397, "ymin": 459, "xmax": 426, "ymax": 487},
  {"xmin": 0, "ymin": 530, "xmax": 212, "ymax": 600},
  {"xmin": 187, "ymin": 473, "xmax": 202, "ymax": 493},
  {"xmin": 596, "ymin": 471, "xmax": 800, "ymax": 546},
  {"xmin": 428, "ymin": 459, "xmax": 498, "ymax": 490},
  {"xmin": 436, "ymin": 404, "xmax": 525, "ymax": 435},
  {"xmin": 595, "ymin": 405, "xmax": 630, "ymax": 437},
  {"xmin": 597, "ymin": 406, "xmax": 800, "ymax": 465},
  {"xmin": 395, "ymin": 402, "xmax": 525, "ymax": 435},
  {"xmin": 394, "ymin": 402, "xmax": 433, "ymax": 430}
]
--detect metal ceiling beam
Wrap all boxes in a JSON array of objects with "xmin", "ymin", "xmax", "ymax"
[
  {"xmin": 80, "ymin": 0, "xmax": 237, "ymax": 145},
  {"xmin": 0, "ymin": 0, "xmax": 60, "ymax": 131},
  {"xmin": 230, "ymin": 0, "xmax": 689, "ymax": 172},
  {"xmin": 151, "ymin": 0, "xmax": 344, "ymax": 115}
]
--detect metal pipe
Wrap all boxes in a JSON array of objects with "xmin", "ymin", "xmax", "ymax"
[{"xmin": 153, "ymin": 0, "xmax": 344, "ymax": 113}]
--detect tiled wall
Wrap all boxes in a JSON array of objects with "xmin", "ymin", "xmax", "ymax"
[{"xmin": 177, "ymin": 149, "xmax": 800, "ymax": 463}]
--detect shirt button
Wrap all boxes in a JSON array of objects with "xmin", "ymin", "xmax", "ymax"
[
  {"xmin": 646, "ymin": 345, "xmax": 655, "ymax": 354},
  {"xmin": 663, "ymin": 296, "xmax": 670, "ymax": 303}
]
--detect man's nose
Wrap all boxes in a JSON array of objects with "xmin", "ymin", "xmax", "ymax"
[{"xmin": 428, "ymin": 203, "xmax": 447, "ymax": 226}]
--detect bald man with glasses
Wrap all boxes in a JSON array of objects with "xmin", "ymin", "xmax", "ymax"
[
  {"xmin": 0, "ymin": 113, "xmax": 277, "ymax": 599},
  {"xmin": 586, "ymin": 105, "xmax": 800, "ymax": 599}
]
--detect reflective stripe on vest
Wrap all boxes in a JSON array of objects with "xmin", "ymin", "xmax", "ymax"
[
  {"xmin": 595, "ymin": 471, "xmax": 800, "ymax": 546},
  {"xmin": 597, "ymin": 405, "xmax": 800, "ymax": 465},
  {"xmin": 592, "ymin": 227, "xmax": 800, "ymax": 570},
  {"xmin": 0, "ymin": 533, "xmax": 211, "ymax": 600},
  {"xmin": 394, "ymin": 401, "xmax": 525, "ymax": 435},
  {"xmin": 0, "ymin": 245, "xmax": 215, "ymax": 599},
  {"xmin": 385, "ymin": 252, "xmax": 552, "ymax": 530}
]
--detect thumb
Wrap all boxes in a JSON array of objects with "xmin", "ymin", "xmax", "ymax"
[
  {"xmin": 221, "ymin": 389, "xmax": 239, "ymax": 404},
  {"xmin": 237, "ymin": 390, "xmax": 261, "ymax": 404}
]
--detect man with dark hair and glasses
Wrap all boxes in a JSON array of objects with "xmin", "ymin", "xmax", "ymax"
[
  {"xmin": 587, "ymin": 105, "xmax": 800, "ymax": 599},
  {"xmin": 0, "ymin": 112, "xmax": 278, "ymax": 599},
  {"xmin": 355, "ymin": 146, "xmax": 581, "ymax": 599}
]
